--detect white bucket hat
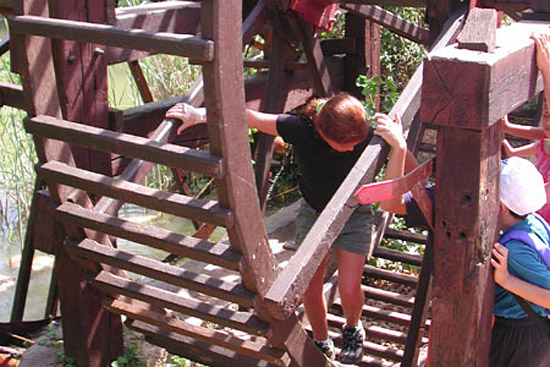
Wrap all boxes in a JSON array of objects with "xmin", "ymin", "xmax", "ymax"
[{"xmin": 500, "ymin": 157, "xmax": 547, "ymax": 216}]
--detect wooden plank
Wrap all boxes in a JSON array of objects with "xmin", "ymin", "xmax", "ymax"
[
  {"xmin": 373, "ymin": 246, "xmax": 423, "ymax": 266},
  {"xmin": 457, "ymin": 8, "xmax": 497, "ymax": 52},
  {"xmin": 104, "ymin": 298, "xmax": 287, "ymax": 366},
  {"xmin": 327, "ymin": 329, "xmax": 404, "ymax": 362},
  {"xmin": 421, "ymin": 21, "xmax": 549, "ymax": 129},
  {"xmin": 295, "ymin": 16, "xmax": 334, "ymax": 96},
  {"xmin": 243, "ymin": 0, "xmax": 268, "ymax": 46},
  {"xmin": 67, "ymin": 238, "xmax": 255, "ymax": 307},
  {"xmin": 243, "ymin": 59, "xmax": 307, "ymax": 71},
  {"xmin": 338, "ymin": 0, "xmax": 426, "ymax": 6},
  {"xmin": 37, "ymin": 161, "xmax": 234, "ymax": 227},
  {"xmin": 129, "ymin": 320, "xmax": 281, "ymax": 367},
  {"xmin": 91, "ymin": 270, "xmax": 271, "ymax": 336},
  {"xmin": 362, "ymin": 285, "xmax": 415, "ymax": 307},
  {"xmin": 326, "ymin": 313, "xmax": 411, "ymax": 344},
  {"xmin": 106, "ymin": 1, "xmax": 201, "ymax": 64},
  {"xmin": 0, "ymin": 82, "xmax": 25, "ymax": 110},
  {"xmin": 55, "ymin": 203, "xmax": 241, "ymax": 270},
  {"xmin": 341, "ymin": 4, "xmax": 431, "ymax": 45},
  {"xmin": 344, "ymin": 12, "xmax": 380, "ymax": 99},
  {"xmin": 531, "ymin": 0, "xmax": 550, "ymax": 12},
  {"xmin": 363, "ymin": 265, "xmax": 418, "ymax": 287},
  {"xmin": 9, "ymin": 15, "xmax": 215, "ymax": 62},
  {"xmin": 128, "ymin": 61, "xmax": 154, "ymax": 103},
  {"xmin": 25, "ymin": 115, "xmax": 225, "ymax": 178},
  {"xmin": 200, "ymin": 0, "xmax": 278, "ymax": 295},
  {"xmin": 384, "ymin": 228, "xmax": 428, "ymax": 244}
]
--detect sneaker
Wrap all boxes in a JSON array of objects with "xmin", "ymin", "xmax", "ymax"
[
  {"xmin": 339, "ymin": 324, "xmax": 365, "ymax": 364},
  {"xmin": 314, "ymin": 338, "xmax": 335, "ymax": 360}
]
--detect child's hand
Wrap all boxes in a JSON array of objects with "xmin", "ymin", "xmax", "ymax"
[
  {"xmin": 491, "ymin": 242, "xmax": 511, "ymax": 288},
  {"xmin": 165, "ymin": 103, "xmax": 207, "ymax": 135},
  {"xmin": 501, "ymin": 115, "xmax": 512, "ymax": 133},
  {"xmin": 532, "ymin": 33, "xmax": 550, "ymax": 79},
  {"xmin": 373, "ymin": 113, "xmax": 406, "ymax": 150}
]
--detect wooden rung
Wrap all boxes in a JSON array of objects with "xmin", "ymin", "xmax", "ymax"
[
  {"xmin": 362, "ymin": 285, "xmax": 415, "ymax": 308},
  {"xmin": 9, "ymin": 15, "xmax": 214, "ymax": 62},
  {"xmin": 68, "ymin": 238, "xmax": 254, "ymax": 307},
  {"xmin": 332, "ymin": 301, "xmax": 414, "ymax": 327},
  {"xmin": 383, "ymin": 228, "xmax": 428, "ymax": 244},
  {"xmin": 104, "ymin": 298, "xmax": 287, "ymax": 366},
  {"xmin": 243, "ymin": 59, "xmax": 307, "ymax": 71},
  {"xmin": 325, "ymin": 313, "xmax": 408, "ymax": 345},
  {"xmin": 372, "ymin": 247, "xmax": 423, "ymax": 267},
  {"xmin": 38, "ymin": 161, "xmax": 233, "ymax": 228},
  {"xmin": 90, "ymin": 270, "xmax": 270, "ymax": 336},
  {"xmin": 418, "ymin": 142, "xmax": 436, "ymax": 153},
  {"xmin": 363, "ymin": 265, "xmax": 418, "ymax": 287},
  {"xmin": 129, "ymin": 320, "xmax": 282, "ymax": 367},
  {"xmin": 55, "ymin": 202, "xmax": 240, "ymax": 270},
  {"xmin": 25, "ymin": 115, "xmax": 224, "ymax": 178}
]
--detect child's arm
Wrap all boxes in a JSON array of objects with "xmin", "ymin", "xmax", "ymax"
[
  {"xmin": 501, "ymin": 115, "xmax": 547, "ymax": 140},
  {"xmin": 491, "ymin": 242, "xmax": 550, "ymax": 308},
  {"xmin": 166, "ymin": 103, "xmax": 279, "ymax": 136},
  {"xmin": 373, "ymin": 113, "xmax": 411, "ymax": 215},
  {"xmin": 502, "ymin": 139, "xmax": 538, "ymax": 158}
]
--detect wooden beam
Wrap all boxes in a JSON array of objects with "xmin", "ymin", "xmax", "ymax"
[
  {"xmin": 9, "ymin": 15, "xmax": 214, "ymax": 63},
  {"xmin": 421, "ymin": 21, "xmax": 548, "ymax": 128},
  {"xmin": 340, "ymin": 0, "xmax": 426, "ymax": 6},
  {"xmin": 0, "ymin": 82, "xmax": 25, "ymax": 110},
  {"xmin": 341, "ymin": 4, "xmax": 431, "ymax": 45},
  {"xmin": 106, "ymin": 1, "xmax": 201, "ymax": 65}
]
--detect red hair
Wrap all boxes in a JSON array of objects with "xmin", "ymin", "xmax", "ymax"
[{"xmin": 297, "ymin": 94, "xmax": 368, "ymax": 144}]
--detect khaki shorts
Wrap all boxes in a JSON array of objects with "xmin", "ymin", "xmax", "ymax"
[{"xmin": 295, "ymin": 199, "xmax": 374, "ymax": 256}]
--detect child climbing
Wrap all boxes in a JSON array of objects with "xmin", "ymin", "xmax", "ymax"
[
  {"xmin": 166, "ymin": 93, "xmax": 374, "ymax": 364},
  {"xmin": 502, "ymin": 33, "xmax": 550, "ymax": 223}
]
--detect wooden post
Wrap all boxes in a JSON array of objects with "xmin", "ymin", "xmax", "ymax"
[
  {"xmin": 420, "ymin": 18, "xmax": 547, "ymax": 367},
  {"xmin": 344, "ymin": 12, "xmax": 380, "ymax": 101}
]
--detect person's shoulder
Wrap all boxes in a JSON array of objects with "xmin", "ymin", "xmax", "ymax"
[{"xmin": 276, "ymin": 113, "xmax": 312, "ymax": 142}]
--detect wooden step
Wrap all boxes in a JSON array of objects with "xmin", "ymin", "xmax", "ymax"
[
  {"xmin": 68, "ymin": 238, "xmax": 254, "ymax": 307},
  {"xmin": 55, "ymin": 202, "xmax": 241, "ymax": 270},
  {"xmin": 372, "ymin": 246, "xmax": 423, "ymax": 267},
  {"xmin": 104, "ymin": 298, "xmax": 287, "ymax": 366},
  {"xmin": 90, "ymin": 270, "xmax": 269, "ymax": 336},
  {"xmin": 9, "ymin": 15, "xmax": 214, "ymax": 62},
  {"xmin": 25, "ymin": 115, "xmax": 224, "ymax": 178},
  {"xmin": 362, "ymin": 284, "xmax": 415, "ymax": 308},
  {"xmin": 332, "ymin": 301, "xmax": 414, "ymax": 327},
  {"xmin": 363, "ymin": 265, "xmax": 418, "ymax": 287},
  {"xmin": 383, "ymin": 228, "xmax": 428, "ymax": 244},
  {"xmin": 129, "ymin": 320, "xmax": 284, "ymax": 367},
  {"xmin": 38, "ymin": 161, "xmax": 233, "ymax": 227}
]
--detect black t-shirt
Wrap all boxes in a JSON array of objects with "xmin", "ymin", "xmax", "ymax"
[{"xmin": 276, "ymin": 113, "xmax": 372, "ymax": 211}]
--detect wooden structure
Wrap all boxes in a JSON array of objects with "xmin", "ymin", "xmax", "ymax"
[{"xmin": 1, "ymin": 0, "xmax": 549, "ymax": 367}]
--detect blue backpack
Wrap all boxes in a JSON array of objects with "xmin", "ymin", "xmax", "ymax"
[{"xmin": 499, "ymin": 213, "xmax": 550, "ymax": 270}]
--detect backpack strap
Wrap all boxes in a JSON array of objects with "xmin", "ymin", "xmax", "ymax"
[{"xmin": 512, "ymin": 294, "xmax": 550, "ymax": 337}]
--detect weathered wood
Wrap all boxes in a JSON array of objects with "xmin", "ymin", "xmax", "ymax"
[
  {"xmin": 344, "ymin": 12, "xmax": 380, "ymax": 99},
  {"xmin": 457, "ymin": 8, "xmax": 497, "ymax": 52},
  {"xmin": 421, "ymin": 21, "xmax": 548, "ymax": 128},
  {"xmin": 400, "ymin": 240, "xmax": 432, "ymax": 367},
  {"xmin": 106, "ymin": 1, "xmax": 201, "ymax": 64},
  {"xmin": 320, "ymin": 37, "xmax": 356, "ymax": 56},
  {"xmin": 68, "ymin": 238, "xmax": 255, "ymax": 307},
  {"xmin": 340, "ymin": 0, "xmax": 426, "ymax": 6},
  {"xmin": 0, "ymin": 82, "xmax": 25, "ymax": 110},
  {"xmin": 25, "ymin": 115, "xmax": 225, "ymax": 178},
  {"xmin": 91, "ymin": 271, "xmax": 271, "ymax": 336},
  {"xmin": 130, "ymin": 320, "xmax": 281, "ymax": 367},
  {"xmin": 363, "ymin": 265, "xmax": 418, "ymax": 287},
  {"xmin": 341, "ymin": 4, "xmax": 431, "ymax": 45},
  {"xmin": 55, "ymin": 202, "xmax": 242, "ymax": 270},
  {"xmin": 269, "ymin": 314, "xmax": 338, "ymax": 367},
  {"xmin": 128, "ymin": 61, "xmax": 154, "ymax": 103},
  {"xmin": 295, "ymin": 15, "xmax": 334, "ymax": 96},
  {"xmin": 9, "ymin": 15, "xmax": 215, "ymax": 62},
  {"xmin": 201, "ymin": 0, "xmax": 278, "ymax": 296},
  {"xmin": 37, "ymin": 161, "xmax": 234, "ymax": 227},
  {"xmin": 362, "ymin": 285, "xmax": 415, "ymax": 307},
  {"xmin": 383, "ymin": 228, "xmax": 428, "ymax": 245},
  {"xmin": 243, "ymin": 59, "xmax": 307, "ymax": 71},
  {"xmin": 243, "ymin": 0, "xmax": 268, "ymax": 46},
  {"xmin": 254, "ymin": 27, "xmax": 289, "ymax": 212},
  {"xmin": 105, "ymin": 298, "xmax": 287, "ymax": 366}
]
